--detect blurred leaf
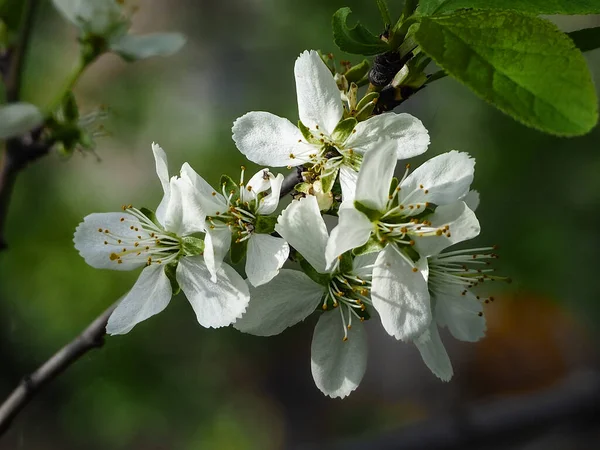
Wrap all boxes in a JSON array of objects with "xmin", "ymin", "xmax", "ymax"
[
  {"xmin": 418, "ymin": 0, "xmax": 600, "ymax": 15},
  {"xmin": 568, "ymin": 27, "xmax": 600, "ymax": 53},
  {"xmin": 0, "ymin": 102, "xmax": 43, "ymax": 139},
  {"xmin": 110, "ymin": 33, "xmax": 186, "ymax": 62},
  {"xmin": 332, "ymin": 7, "xmax": 390, "ymax": 56},
  {"xmin": 414, "ymin": 10, "xmax": 598, "ymax": 136},
  {"xmin": 376, "ymin": 0, "xmax": 392, "ymax": 26},
  {"xmin": 0, "ymin": 0, "xmax": 25, "ymax": 33}
]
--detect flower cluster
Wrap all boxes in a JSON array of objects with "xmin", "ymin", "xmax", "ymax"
[{"xmin": 75, "ymin": 50, "xmax": 506, "ymax": 398}]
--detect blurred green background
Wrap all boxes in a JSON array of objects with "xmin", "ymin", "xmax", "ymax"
[{"xmin": 1, "ymin": 1, "xmax": 600, "ymax": 449}]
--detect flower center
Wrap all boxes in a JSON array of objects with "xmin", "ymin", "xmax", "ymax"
[
  {"xmin": 100, "ymin": 206, "xmax": 181, "ymax": 266},
  {"xmin": 321, "ymin": 270, "xmax": 373, "ymax": 341}
]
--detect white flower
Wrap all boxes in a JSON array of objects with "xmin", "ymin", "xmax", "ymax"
[
  {"xmin": 232, "ymin": 50, "xmax": 429, "ymax": 202},
  {"xmin": 326, "ymin": 145, "xmax": 481, "ymax": 341},
  {"xmin": 414, "ymin": 246, "xmax": 503, "ymax": 381},
  {"xmin": 73, "ymin": 143, "xmax": 249, "ymax": 334},
  {"xmin": 179, "ymin": 165, "xmax": 289, "ymax": 287},
  {"xmin": 52, "ymin": 0, "xmax": 185, "ymax": 61},
  {"xmin": 235, "ymin": 196, "xmax": 376, "ymax": 398}
]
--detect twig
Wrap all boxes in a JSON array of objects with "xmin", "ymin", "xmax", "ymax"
[
  {"xmin": 0, "ymin": 0, "xmax": 43, "ymax": 251},
  {"xmin": 0, "ymin": 169, "xmax": 303, "ymax": 436},
  {"xmin": 0, "ymin": 301, "xmax": 118, "ymax": 435}
]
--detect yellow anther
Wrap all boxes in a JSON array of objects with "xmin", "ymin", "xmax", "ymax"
[{"xmin": 109, "ymin": 253, "xmax": 119, "ymax": 261}]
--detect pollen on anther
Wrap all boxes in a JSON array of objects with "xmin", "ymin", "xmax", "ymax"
[
  {"xmin": 117, "ymin": 239, "xmax": 122, "ymax": 244},
  {"xmin": 436, "ymin": 229, "xmax": 443, "ymax": 236},
  {"xmin": 104, "ymin": 241, "xmax": 108, "ymax": 245},
  {"xmin": 412, "ymin": 267, "xmax": 418, "ymax": 273},
  {"xmin": 117, "ymin": 260, "xmax": 123, "ymax": 264},
  {"xmin": 342, "ymin": 336, "xmax": 348, "ymax": 342},
  {"xmin": 120, "ymin": 218, "xmax": 125, "ymax": 222},
  {"xmin": 130, "ymin": 226, "xmax": 134, "ymax": 230},
  {"xmin": 98, "ymin": 228, "xmax": 103, "ymax": 233},
  {"xmin": 419, "ymin": 184, "xmax": 424, "ymax": 189},
  {"xmin": 322, "ymin": 304, "xmax": 328, "ymax": 311},
  {"xmin": 409, "ymin": 240, "xmax": 415, "ymax": 246}
]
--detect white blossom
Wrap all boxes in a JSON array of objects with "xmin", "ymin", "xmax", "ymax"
[
  {"xmin": 73, "ymin": 143, "xmax": 249, "ymax": 334},
  {"xmin": 326, "ymin": 145, "xmax": 481, "ymax": 341},
  {"xmin": 232, "ymin": 50, "xmax": 429, "ymax": 202},
  {"xmin": 52, "ymin": 0, "xmax": 185, "ymax": 61},
  {"xmin": 179, "ymin": 165, "xmax": 289, "ymax": 287},
  {"xmin": 235, "ymin": 196, "xmax": 376, "ymax": 398}
]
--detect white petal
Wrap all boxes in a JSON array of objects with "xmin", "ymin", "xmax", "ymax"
[
  {"xmin": 344, "ymin": 113, "xmax": 429, "ymax": 159},
  {"xmin": 325, "ymin": 205, "xmax": 372, "ymax": 270},
  {"xmin": 106, "ymin": 264, "xmax": 172, "ymax": 335},
  {"xmin": 74, "ymin": 212, "xmax": 145, "ymax": 271},
  {"xmin": 462, "ymin": 190, "xmax": 480, "ymax": 212},
  {"xmin": 173, "ymin": 176, "xmax": 207, "ymax": 235},
  {"xmin": 355, "ymin": 143, "xmax": 397, "ymax": 212},
  {"xmin": 414, "ymin": 324, "xmax": 453, "ymax": 382},
  {"xmin": 232, "ymin": 112, "xmax": 314, "ymax": 167},
  {"xmin": 294, "ymin": 50, "xmax": 344, "ymax": 136},
  {"xmin": 371, "ymin": 246, "xmax": 431, "ymax": 340},
  {"xmin": 246, "ymin": 234, "xmax": 290, "ymax": 287},
  {"xmin": 177, "ymin": 256, "xmax": 250, "ymax": 328},
  {"xmin": 275, "ymin": 196, "xmax": 329, "ymax": 274},
  {"xmin": 203, "ymin": 226, "xmax": 232, "ymax": 282},
  {"xmin": 51, "ymin": 0, "xmax": 80, "ymax": 25},
  {"xmin": 152, "ymin": 143, "xmax": 172, "ymax": 226},
  {"xmin": 400, "ymin": 151, "xmax": 475, "ymax": 207},
  {"xmin": 0, "ymin": 102, "xmax": 44, "ymax": 139},
  {"xmin": 110, "ymin": 33, "xmax": 186, "ymax": 61},
  {"xmin": 257, "ymin": 173, "xmax": 284, "ymax": 215},
  {"xmin": 311, "ymin": 310, "xmax": 368, "ymax": 398},
  {"xmin": 339, "ymin": 165, "xmax": 358, "ymax": 203},
  {"xmin": 234, "ymin": 269, "xmax": 323, "ymax": 336},
  {"xmin": 435, "ymin": 290, "xmax": 486, "ymax": 342},
  {"xmin": 413, "ymin": 201, "xmax": 480, "ymax": 257},
  {"xmin": 352, "ymin": 252, "xmax": 378, "ymax": 272},
  {"xmin": 180, "ymin": 162, "xmax": 228, "ymax": 216}
]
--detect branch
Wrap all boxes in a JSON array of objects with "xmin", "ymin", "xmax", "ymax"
[
  {"xmin": 0, "ymin": 301, "xmax": 118, "ymax": 435},
  {"xmin": 296, "ymin": 371, "xmax": 600, "ymax": 450},
  {"xmin": 0, "ymin": 0, "xmax": 43, "ymax": 251}
]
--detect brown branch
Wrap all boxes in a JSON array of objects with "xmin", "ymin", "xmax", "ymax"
[
  {"xmin": 0, "ymin": 302, "xmax": 118, "ymax": 435},
  {"xmin": 0, "ymin": 0, "xmax": 44, "ymax": 251}
]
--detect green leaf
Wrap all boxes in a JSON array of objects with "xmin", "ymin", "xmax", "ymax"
[
  {"xmin": 569, "ymin": 27, "xmax": 600, "ymax": 53},
  {"xmin": 0, "ymin": 103, "xmax": 44, "ymax": 140},
  {"xmin": 414, "ymin": 10, "xmax": 598, "ymax": 136},
  {"xmin": 332, "ymin": 7, "xmax": 390, "ymax": 56},
  {"xmin": 418, "ymin": 0, "xmax": 600, "ymax": 16},
  {"xmin": 376, "ymin": 0, "xmax": 392, "ymax": 26}
]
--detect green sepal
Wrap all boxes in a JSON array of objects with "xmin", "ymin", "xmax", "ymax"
[
  {"xmin": 138, "ymin": 207, "xmax": 161, "ymax": 228},
  {"xmin": 298, "ymin": 120, "xmax": 321, "ymax": 146},
  {"xmin": 164, "ymin": 263, "xmax": 181, "ymax": 295},
  {"xmin": 300, "ymin": 259, "xmax": 330, "ymax": 286},
  {"xmin": 355, "ymin": 101, "xmax": 377, "ymax": 122},
  {"xmin": 220, "ymin": 174, "xmax": 239, "ymax": 201},
  {"xmin": 352, "ymin": 236, "xmax": 384, "ymax": 256},
  {"xmin": 182, "ymin": 236, "xmax": 205, "ymax": 257},
  {"xmin": 62, "ymin": 91, "xmax": 79, "ymax": 122},
  {"xmin": 344, "ymin": 60, "xmax": 371, "ymax": 83},
  {"xmin": 356, "ymin": 92, "xmax": 380, "ymax": 112},
  {"xmin": 229, "ymin": 237, "xmax": 248, "ymax": 265},
  {"xmin": 320, "ymin": 166, "xmax": 340, "ymax": 194},
  {"xmin": 339, "ymin": 251, "xmax": 354, "ymax": 274},
  {"xmin": 294, "ymin": 182, "xmax": 312, "ymax": 194},
  {"xmin": 331, "ymin": 117, "xmax": 358, "ymax": 143},
  {"xmin": 332, "ymin": 7, "xmax": 391, "ymax": 56},
  {"xmin": 388, "ymin": 177, "xmax": 399, "ymax": 208},
  {"xmin": 402, "ymin": 245, "xmax": 420, "ymax": 264},
  {"xmin": 254, "ymin": 215, "xmax": 278, "ymax": 234},
  {"xmin": 354, "ymin": 201, "xmax": 382, "ymax": 222}
]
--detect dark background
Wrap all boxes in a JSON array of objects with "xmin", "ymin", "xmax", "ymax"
[{"xmin": 1, "ymin": 1, "xmax": 600, "ymax": 448}]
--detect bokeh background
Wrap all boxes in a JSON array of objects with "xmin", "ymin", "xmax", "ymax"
[{"xmin": 1, "ymin": 1, "xmax": 600, "ymax": 449}]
